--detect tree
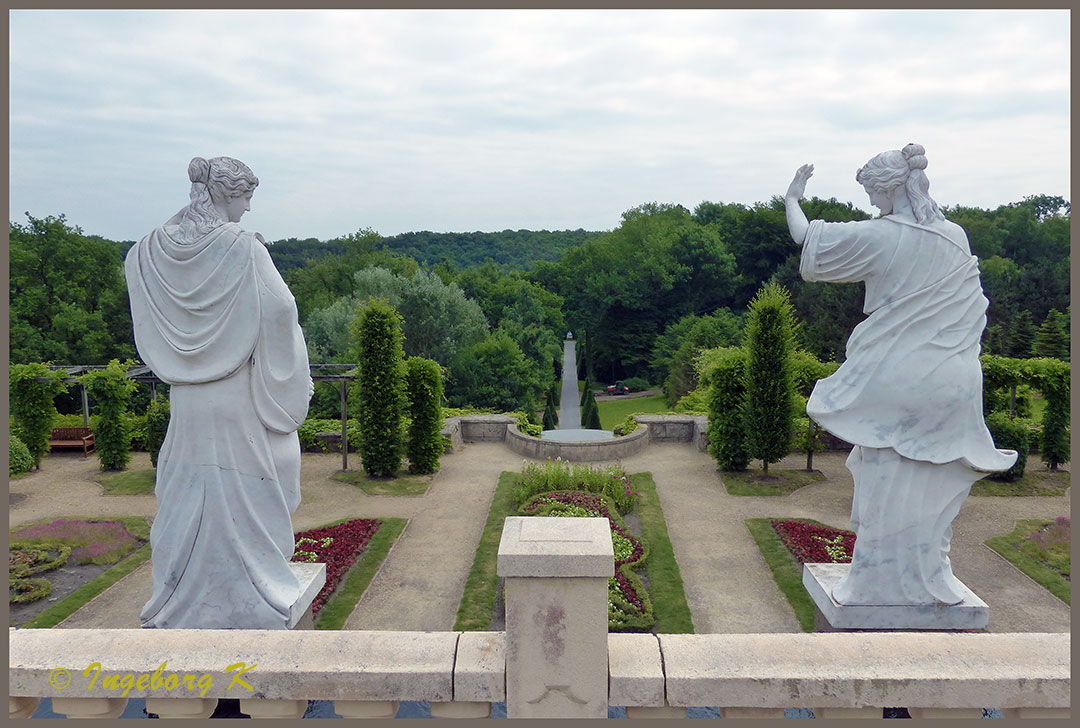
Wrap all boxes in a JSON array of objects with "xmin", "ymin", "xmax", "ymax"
[
  {"xmin": 1010, "ymin": 310, "xmax": 1036, "ymax": 358},
  {"xmin": 404, "ymin": 356, "xmax": 444, "ymax": 475},
  {"xmin": 662, "ymin": 309, "xmax": 743, "ymax": 405},
  {"xmin": 9, "ymin": 363, "xmax": 68, "ymax": 468},
  {"xmin": 705, "ymin": 347, "xmax": 750, "ymax": 471},
  {"xmin": 350, "ymin": 298, "xmax": 405, "ymax": 477},
  {"xmin": 145, "ymin": 396, "xmax": 171, "ymax": 468},
  {"xmin": 446, "ymin": 332, "xmax": 540, "ymax": 413},
  {"xmin": 743, "ymin": 284, "xmax": 797, "ymax": 473},
  {"xmin": 581, "ymin": 391, "xmax": 602, "ymax": 430},
  {"xmin": 9, "ymin": 214, "xmax": 135, "ymax": 365},
  {"xmin": 1033, "ymin": 309, "xmax": 1066, "ymax": 359},
  {"xmin": 80, "ymin": 360, "xmax": 138, "ymax": 471}
]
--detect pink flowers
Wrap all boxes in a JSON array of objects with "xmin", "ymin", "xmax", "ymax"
[
  {"xmin": 771, "ymin": 519, "xmax": 855, "ymax": 564},
  {"xmin": 292, "ymin": 519, "xmax": 381, "ymax": 615},
  {"xmin": 10, "ymin": 518, "xmax": 140, "ymax": 565}
]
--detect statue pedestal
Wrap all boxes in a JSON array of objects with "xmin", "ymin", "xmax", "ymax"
[
  {"xmin": 287, "ymin": 562, "xmax": 326, "ymax": 630},
  {"xmin": 803, "ymin": 563, "xmax": 988, "ymax": 631}
]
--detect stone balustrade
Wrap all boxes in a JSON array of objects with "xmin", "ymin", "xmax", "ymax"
[{"xmin": 9, "ymin": 516, "xmax": 1070, "ymax": 719}]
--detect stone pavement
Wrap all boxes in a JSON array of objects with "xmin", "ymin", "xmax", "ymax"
[{"xmin": 8, "ymin": 443, "xmax": 1070, "ymax": 633}]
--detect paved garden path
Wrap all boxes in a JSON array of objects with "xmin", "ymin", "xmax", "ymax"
[
  {"xmin": 10, "ymin": 442, "xmax": 1070, "ymax": 633},
  {"xmin": 557, "ymin": 338, "xmax": 581, "ymax": 429}
]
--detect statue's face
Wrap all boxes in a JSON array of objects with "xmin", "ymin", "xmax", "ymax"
[
  {"xmin": 225, "ymin": 191, "xmax": 253, "ymax": 223},
  {"xmin": 865, "ymin": 186, "xmax": 892, "ymax": 215}
]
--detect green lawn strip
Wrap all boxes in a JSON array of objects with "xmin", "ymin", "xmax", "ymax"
[
  {"xmin": 744, "ymin": 517, "xmax": 820, "ymax": 632},
  {"xmin": 972, "ymin": 468, "xmax": 1070, "ymax": 497},
  {"xmin": 331, "ymin": 469, "xmax": 433, "ymax": 496},
  {"xmin": 722, "ymin": 468, "xmax": 826, "ymax": 496},
  {"xmin": 98, "ymin": 468, "xmax": 156, "ymax": 495},
  {"xmin": 597, "ymin": 393, "xmax": 669, "ymax": 431},
  {"xmin": 314, "ymin": 517, "xmax": 407, "ymax": 630},
  {"xmin": 985, "ymin": 519, "xmax": 1070, "ymax": 605},
  {"xmin": 454, "ymin": 472, "xmax": 518, "ymax": 631},
  {"xmin": 631, "ymin": 473, "xmax": 694, "ymax": 633}
]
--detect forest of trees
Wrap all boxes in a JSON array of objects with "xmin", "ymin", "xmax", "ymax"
[{"xmin": 9, "ymin": 191, "xmax": 1070, "ymax": 421}]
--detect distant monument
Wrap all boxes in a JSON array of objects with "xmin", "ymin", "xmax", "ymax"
[
  {"xmin": 784, "ymin": 144, "xmax": 1016, "ymax": 629},
  {"xmin": 125, "ymin": 156, "xmax": 320, "ymax": 628}
]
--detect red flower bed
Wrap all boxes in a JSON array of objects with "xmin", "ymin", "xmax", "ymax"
[
  {"xmin": 771, "ymin": 519, "xmax": 855, "ymax": 564},
  {"xmin": 292, "ymin": 518, "xmax": 380, "ymax": 615},
  {"xmin": 524, "ymin": 491, "xmax": 645, "ymax": 603}
]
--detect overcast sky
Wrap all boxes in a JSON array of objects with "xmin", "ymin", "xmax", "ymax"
[{"xmin": 9, "ymin": 9, "xmax": 1070, "ymax": 243}]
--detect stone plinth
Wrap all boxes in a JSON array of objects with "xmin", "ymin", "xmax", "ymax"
[
  {"xmin": 497, "ymin": 517, "xmax": 613, "ymax": 718},
  {"xmin": 288, "ymin": 562, "xmax": 326, "ymax": 630},
  {"xmin": 803, "ymin": 563, "xmax": 988, "ymax": 631}
]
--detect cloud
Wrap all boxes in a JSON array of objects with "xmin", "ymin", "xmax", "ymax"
[{"xmin": 9, "ymin": 9, "xmax": 1069, "ymax": 241}]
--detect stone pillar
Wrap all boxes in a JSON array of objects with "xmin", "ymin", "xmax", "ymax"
[{"xmin": 497, "ymin": 516, "xmax": 613, "ymax": 719}]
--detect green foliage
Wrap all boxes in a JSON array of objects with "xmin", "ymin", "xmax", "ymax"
[
  {"xmin": 350, "ymin": 298, "xmax": 405, "ymax": 477},
  {"xmin": 1033, "ymin": 309, "xmax": 1067, "ymax": 360},
  {"xmin": 984, "ymin": 412, "xmax": 1030, "ymax": 481},
  {"xmin": 79, "ymin": 360, "xmax": 138, "ymax": 471},
  {"xmin": 144, "ymin": 396, "xmax": 170, "ymax": 468},
  {"xmin": 581, "ymin": 391, "xmax": 602, "ymax": 430},
  {"xmin": 9, "ymin": 363, "xmax": 68, "ymax": 468},
  {"xmin": 657, "ymin": 309, "xmax": 743, "ymax": 404},
  {"xmin": 9, "ymin": 214, "xmax": 136, "ymax": 365},
  {"xmin": 404, "ymin": 356, "xmax": 444, "ymax": 474},
  {"xmin": 9, "ymin": 433, "xmax": 35, "ymax": 476},
  {"xmin": 985, "ymin": 518, "xmax": 1070, "ymax": 604},
  {"xmin": 744, "ymin": 284, "xmax": 797, "ymax": 471},
  {"xmin": 981, "ymin": 354, "xmax": 1069, "ymax": 469},
  {"xmin": 1009, "ymin": 310, "xmax": 1036, "ymax": 358},
  {"xmin": 514, "ymin": 460, "xmax": 638, "ymax": 514},
  {"xmin": 446, "ymin": 331, "xmax": 541, "ymax": 414},
  {"xmin": 542, "ymin": 386, "xmax": 560, "ymax": 430},
  {"xmin": 673, "ymin": 389, "xmax": 709, "ymax": 415},
  {"xmin": 615, "ymin": 414, "xmax": 640, "ymax": 437},
  {"xmin": 707, "ymin": 347, "xmax": 750, "ymax": 471},
  {"xmin": 297, "ymin": 418, "xmax": 363, "ymax": 452},
  {"xmin": 541, "ymin": 406, "xmax": 558, "ymax": 432},
  {"xmin": 621, "ymin": 377, "xmax": 651, "ymax": 393}
]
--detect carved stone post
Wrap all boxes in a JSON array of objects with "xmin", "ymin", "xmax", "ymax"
[{"xmin": 497, "ymin": 516, "xmax": 613, "ymax": 719}]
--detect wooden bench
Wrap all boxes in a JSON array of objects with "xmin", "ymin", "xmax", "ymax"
[{"xmin": 47, "ymin": 426, "xmax": 95, "ymax": 456}]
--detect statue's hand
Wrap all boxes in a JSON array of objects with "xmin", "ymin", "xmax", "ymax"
[
  {"xmin": 786, "ymin": 164, "xmax": 814, "ymax": 201},
  {"xmin": 307, "ymin": 377, "xmax": 315, "ymax": 400}
]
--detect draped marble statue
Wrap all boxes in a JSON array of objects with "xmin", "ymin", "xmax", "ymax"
[
  {"xmin": 125, "ymin": 157, "xmax": 313, "ymax": 628},
  {"xmin": 785, "ymin": 144, "xmax": 1016, "ymax": 607}
]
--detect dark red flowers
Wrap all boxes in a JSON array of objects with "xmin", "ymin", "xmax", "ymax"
[
  {"xmin": 771, "ymin": 519, "xmax": 855, "ymax": 564},
  {"xmin": 292, "ymin": 518, "xmax": 380, "ymax": 615}
]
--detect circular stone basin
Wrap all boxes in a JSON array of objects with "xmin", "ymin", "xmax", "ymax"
[{"xmin": 540, "ymin": 428, "xmax": 614, "ymax": 442}]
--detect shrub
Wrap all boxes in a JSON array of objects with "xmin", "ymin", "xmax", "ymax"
[
  {"xmin": 622, "ymin": 377, "xmax": 651, "ymax": 393},
  {"xmin": 404, "ymin": 356, "xmax": 444, "ymax": 474},
  {"xmin": 541, "ymin": 406, "xmax": 557, "ymax": 432},
  {"xmin": 985, "ymin": 412, "xmax": 1029, "ymax": 481},
  {"xmin": 581, "ymin": 391, "xmax": 602, "ymax": 430},
  {"xmin": 126, "ymin": 412, "xmax": 148, "ymax": 452},
  {"xmin": 515, "ymin": 459, "xmax": 637, "ymax": 513},
  {"xmin": 511, "ymin": 411, "xmax": 542, "ymax": 437},
  {"xmin": 350, "ymin": 298, "xmax": 405, "ymax": 477},
  {"xmin": 9, "ymin": 362, "xmax": 68, "ymax": 468},
  {"xmin": 744, "ymin": 283, "xmax": 796, "ymax": 473},
  {"xmin": 144, "ymin": 396, "xmax": 171, "ymax": 468},
  {"xmin": 80, "ymin": 360, "xmax": 138, "ymax": 471},
  {"xmin": 706, "ymin": 347, "xmax": 750, "ymax": 471},
  {"xmin": 9, "ymin": 433, "xmax": 34, "ymax": 476},
  {"xmin": 614, "ymin": 414, "xmax": 639, "ymax": 438}
]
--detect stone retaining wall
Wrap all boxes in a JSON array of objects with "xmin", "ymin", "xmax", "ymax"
[{"xmin": 632, "ymin": 415, "xmax": 709, "ymax": 451}]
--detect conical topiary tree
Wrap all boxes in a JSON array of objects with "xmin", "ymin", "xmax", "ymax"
[
  {"xmin": 350, "ymin": 297, "xmax": 405, "ymax": 477},
  {"xmin": 582, "ymin": 391, "xmax": 602, "ymax": 430},
  {"xmin": 744, "ymin": 283, "xmax": 796, "ymax": 474}
]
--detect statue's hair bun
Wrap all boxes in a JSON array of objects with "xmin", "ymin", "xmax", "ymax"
[
  {"xmin": 188, "ymin": 157, "xmax": 210, "ymax": 185},
  {"xmin": 902, "ymin": 143, "xmax": 928, "ymax": 170}
]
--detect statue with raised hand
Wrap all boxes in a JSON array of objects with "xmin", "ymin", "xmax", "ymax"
[{"xmin": 785, "ymin": 144, "xmax": 1016, "ymax": 607}]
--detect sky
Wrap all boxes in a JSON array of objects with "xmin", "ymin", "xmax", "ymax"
[{"xmin": 8, "ymin": 9, "xmax": 1071, "ymax": 243}]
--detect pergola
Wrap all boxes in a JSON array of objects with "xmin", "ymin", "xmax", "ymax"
[{"xmin": 46, "ymin": 363, "xmax": 360, "ymax": 470}]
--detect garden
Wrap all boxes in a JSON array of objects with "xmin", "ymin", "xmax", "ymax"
[
  {"xmin": 454, "ymin": 458, "xmax": 694, "ymax": 634},
  {"xmin": 9, "ymin": 515, "xmax": 405, "ymax": 631}
]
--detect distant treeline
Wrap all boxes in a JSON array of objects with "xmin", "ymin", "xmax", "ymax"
[{"xmin": 266, "ymin": 228, "xmax": 602, "ymax": 274}]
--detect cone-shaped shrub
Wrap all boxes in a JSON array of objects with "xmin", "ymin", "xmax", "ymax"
[
  {"xmin": 706, "ymin": 347, "xmax": 750, "ymax": 471},
  {"xmin": 350, "ymin": 297, "xmax": 405, "ymax": 477},
  {"xmin": 80, "ymin": 359, "xmax": 138, "ymax": 471},
  {"xmin": 744, "ymin": 283, "xmax": 796, "ymax": 473},
  {"xmin": 404, "ymin": 356, "xmax": 443, "ymax": 474}
]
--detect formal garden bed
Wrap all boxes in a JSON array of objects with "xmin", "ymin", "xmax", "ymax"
[
  {"xmin": 745, "ymin": 517, "xmax": 856, "ymax": 632},
  {"xmin": 9, "ymin": 516, "xmax": 151, "ymax": 628},
  {"xmin": 985, "ymin": 517, "xmax": 1070, "ymax": 604},
  {"xmin": 291, "ymin": 517, "xmax": 407, "ymax": 629},
  {"xmin": 454, "ymin": 460, "xmax": 693, "ymax": 633}
]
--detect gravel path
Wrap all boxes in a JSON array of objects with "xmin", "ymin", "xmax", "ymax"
[
  {"xmin": 9, "ymin": 443, "xmax": 1070, "ymax": 633},
  {"xmin": 557, "ymin": 339, "xmax": 581, "ymax": 429}
]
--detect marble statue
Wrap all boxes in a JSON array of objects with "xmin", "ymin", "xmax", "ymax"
[
  {"xmin": 125, "ymin": 157, "xmax": 314, "ymax": 628},
  {"xmin": 785, "ymin": 144, "xmax": 1017, "ymax": 607}
]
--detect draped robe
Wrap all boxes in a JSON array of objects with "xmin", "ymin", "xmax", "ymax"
[
  {"xmin": 800, "ymin": 215, "xmax": 1015, "ymax": 605},
  {"xmin": 125, "ymin": 211, "xmax": 311, "ymax": 628}
]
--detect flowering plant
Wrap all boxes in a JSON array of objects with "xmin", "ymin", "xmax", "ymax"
[
  {"xmin": 771, "ymin": 519, "xmax": 855, "ymax": 564},
  {"xmin": 292, "ymin": 519, "xmax": 380, "ymax": 615}
]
